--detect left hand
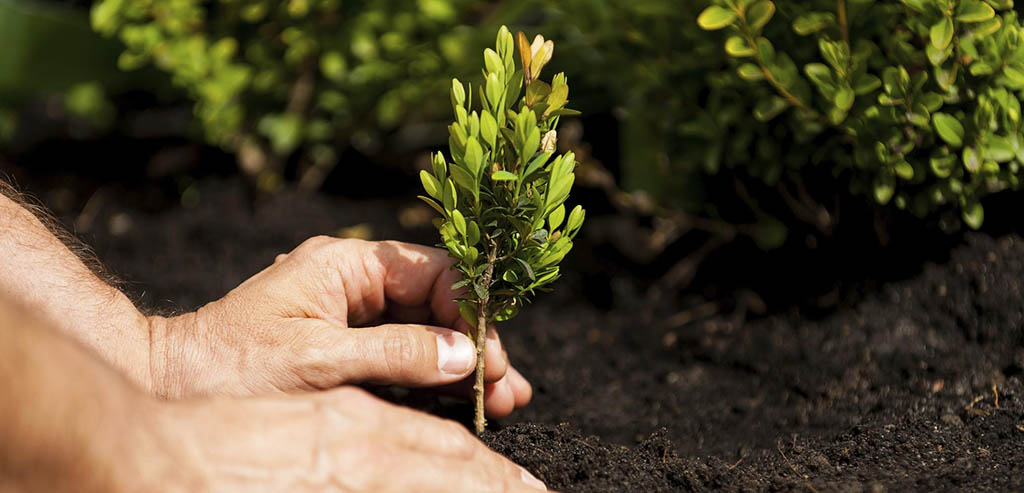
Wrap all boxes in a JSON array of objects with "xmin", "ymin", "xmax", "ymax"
[{"xmin": 148, "ymin": 237, "xmax": 532, "ymax": 419}]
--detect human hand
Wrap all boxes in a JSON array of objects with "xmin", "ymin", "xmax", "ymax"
[
  {"xmin": 138, "ymin": 386, "xmax": 547, "ymax": 491},
  {"xmin": 149, "ymin": 238, "xmax": 531, "ymax": 418}
]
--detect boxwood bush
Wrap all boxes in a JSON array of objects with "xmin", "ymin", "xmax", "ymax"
[
  {"xmin": 88, "ymin": 0, "xmax": 1024, "ymax": 243},
  {"xmin": 537, "ymin": 0, "xmax": 1024, "ymax": 245},
  {"xmin": 697, "ymin": 0, "xmax": 1024, "ymax": 232},
  {"xmin": 90, "ymin": 0, "xmax": 530, "ymax": 188}
]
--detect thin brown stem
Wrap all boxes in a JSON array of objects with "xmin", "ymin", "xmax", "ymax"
[
  {"xmin": 473, "ymin": 243, "xmax": 499, "ymax": 435},
  {"xmin": 737, "ymin": 12, "xmax": 814, "ymax": 114}
]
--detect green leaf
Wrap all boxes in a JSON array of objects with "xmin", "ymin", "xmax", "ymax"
[
  {"xmin": 523, "ymin": 151, "xmax": 553, "ymax": 179},
  {"xmin": 919, "ymin": 92, "xmax": 944, "ymax": 112},
  {"xmin": 1003, "ymin": 66, "xmax": 1024, "ymax": 88},
  {"xmin": 451, "ymin": 209, "xmax": 467, "ymax": 236},
  {"xmin": 933, "ymin": 113, "xmax": 965, "ymax": 148},
  {"xmin": 491, "ymin": 170, "xmax": 518, "ymax": 181},
  {"xmin": 525, "ymin": 80, "xmax": 551, "ymax": 107},
  {"xmin": 417, "ymin": 195, "xmax": 445, "ymax": 216},
  {"xmin": 485, "ymin": 73, "xmax": 502, "ymax": 108},
  {"xmin": 464, "ymin": 247, "xmax": 478, "ymax": 268},
  {"xmin": 835, "ymin": 86, "xmax": 855, "ymax": 111},
  {"xmin": 756, "ymin": 38, "xmax": 775, "ymax": 63},
  {"xmin": 792, "ymin": 12, "xmax": 835, "ymax": 35},
  {"xmin": 956, "ymin": 0, "xmax": 995, "ymax": 23},
  {"xmin": 480, "ymin": 111, "xmax": 497, "ymax": 149},
  {"xmin": 514, "ymin": 257, "xmax": 536, "ymax": 282},
  {"xmin": 804, "ymin": 63, "xmax": 834, "ymax": 90},
  {"xmin": 969, "ymin": 61, "xmax": 995, "ymax": 76},
  {"xmin": 971, "ymin": 17, "xmax": 1002, "ymax": 36},
  {"xmin": 547, "ymin": 108, "xmax": 582, "ymax": 118},
  {"xmin": 697, "ymin": 5, "xmax": 737, "ymax": 30},
  {"xmin": 737, "ymin": 63, "xmax": 765, "ymax": 81},
  {"xmin": 852, "ymin": 73, "xmax": 882, "ymax": 95},
  {"xmin": 431, "ymin": 152, "xmax": 447, "ymax": 181},
  {"xmin": 962, "ymin": 201, "xmax": 984, "ymax": 230},
  {"xmin": 548, "ymin": 204, "xmax": 566, "ymax": 230},
  {"xmin": 493, "ymin": 303, "xmax": 519, "ymax": 322},
  {"xmin": 458, "ymin": 302, "xmax": 477, "ymax": 327},
  {"xmin": 894, "ymin": 160, "xmax": 914, "ymax": 180},
  {"xmin": 546, "ymin": 84, "xmax": 569, "ymax": 113},
  {"xmin": 566, "ymin": 205, "xmax": 585, "ymax": 236},
  {"xmin": 874, "ymin": 173, "xmax": 895, "ymax": 205},
  {"xmin": 483, "ymin": 48, "xmax": 503, "ymax": 75},
  {"xmin": 420, "ymin": 170, "xmax": 441, "ymax": 199},
  {"xmin": 985, "ymin": 136, "xmax": 1016, "ymax": 162},
  {"xmin": 442, "ymin": 178, "xmax": 457, "ymax": 213},
  {"xmin": 450, "ymin": 78, "xmax": 465, "ymax": 108},
  {"xmin": 463, "ymin": 138, "xmax": 484, "ymax": 176},
  {"xmin": 449, "ymin": 165, "xmax": 477, "ymax": 200},
  {"xmin": 930, "ymin": 17, "xmax": 954, "ymax": 51},
  {"xmin": 926, "ymin": 42, "xmax": 952, "ymax": 66},
  {"xmin": 521, "ymin": 127, "xmax": 541, "ymax": 162},
  {"xmin": 725, "ymin": 36, "xmax": 755, "ymax": 57},
  {"xmin": 746, "ymin": 1, "xmax": 775, "ymax": 31},
  {"xmin": 930, "ymin": 155, "xmax": 956, "ymax": 178},
  {"xmin": 502, "ymin": 270, "xmax": 520, "ymax": 283},
  {"xmin": 472, "ymin": 281, "xmax": 488, "ymax": 300},
  {"xmin": 963, "ymin": 146, "xmax": 981, "ymax": 173},
  {"xmin": 753, "ymin": 97, "xmax": 789, "ymax": 121}
]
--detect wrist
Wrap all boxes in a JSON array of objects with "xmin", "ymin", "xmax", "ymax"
[{"xmin": 146, "ymin": 312, "xmax": 201, "ymax": 399}]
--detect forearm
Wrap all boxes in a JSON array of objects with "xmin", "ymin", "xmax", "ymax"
[
  {"xmin": 0, "ymin": 298, "xmax": 176, "ymax": 491},
  {"xmin": 0, "ymin": 188, "xmax": 155, "ymax": 391}
]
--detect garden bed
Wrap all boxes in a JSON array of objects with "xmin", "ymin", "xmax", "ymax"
[{"xmin": 28, "ymin": 177, "xmax": 1024, "ymax": 491}]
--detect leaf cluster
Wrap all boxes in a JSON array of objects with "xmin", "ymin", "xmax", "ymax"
[
  {"xmin": 90, "ymin": 0, "xmax": 489, "ymax": 182},
  {"xmin": 419, "ymin": 27, "xmax": 584, "ymax": 326},
  {"xmin": 698, "ymin": 0, "xmax": 1024, "ymax": 230}
]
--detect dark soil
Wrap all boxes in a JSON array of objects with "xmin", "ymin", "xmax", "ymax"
[{"xmin": 14, "ymin": 176, "xmax": 1024, "ymax": 492}]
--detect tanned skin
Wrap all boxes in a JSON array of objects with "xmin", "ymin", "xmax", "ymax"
[{"xmin": 0, "ymin": 182, "xmax": 543, "ymax": 491}]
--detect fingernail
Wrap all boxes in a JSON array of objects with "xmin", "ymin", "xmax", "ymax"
[
  {"xmin": 520, "ymin": 468, "xmax": 547, "ymax": 490},
  {"xmin": 436, "ymin": 332, "xmax": 474, "ymax": 376}
]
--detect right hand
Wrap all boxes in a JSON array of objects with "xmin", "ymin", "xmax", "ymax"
[
  {"xmin": 152, "ymin": 238, "xmax": 531, "ymax": 418},
  {"xmin": 142, "ymin": 386, "xmax": 548, "ymax": 492}
]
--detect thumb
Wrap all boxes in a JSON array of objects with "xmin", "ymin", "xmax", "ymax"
[{"xmin": 323, "ymin": 323, "xmax": 478, "ymax": 387}]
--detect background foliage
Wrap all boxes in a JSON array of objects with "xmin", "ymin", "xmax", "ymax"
[{"xmin": 5, "ymin": 0, "xmax": 1024, "ymax": 252}]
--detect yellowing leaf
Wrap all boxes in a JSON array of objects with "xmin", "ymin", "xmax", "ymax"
[{"xmin": 697, "ymin": 5, "xmax": 737, "ymax": 30}]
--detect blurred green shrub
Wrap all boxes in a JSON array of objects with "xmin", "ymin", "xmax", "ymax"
[
  {"xmin": 536, "ymin": 0, "xmax": 1024, "ymax": 242},
  {"xmin": 696, "ymin": 0, "xmax": 1024, "ymax": 231},
  {"xmin": 86, "ymin": 0, "xmax": 1024, "ymax": 241},
  {"xmin": 90, "ymin": 0, "xmax": 528, "ymax": 188}
]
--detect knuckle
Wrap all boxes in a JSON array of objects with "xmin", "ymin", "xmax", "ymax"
[
  {"xmin": 381, "ymin": 329, "xmax": 426, "ymax": 375},
  {"xmin": 299, "ymin": 234, "xmax": 334, "ymax": 250}
]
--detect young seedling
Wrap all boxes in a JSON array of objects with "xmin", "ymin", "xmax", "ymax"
[{"xmin": 419, "ymin": 26, "xmax": 584, "ymax": 435}]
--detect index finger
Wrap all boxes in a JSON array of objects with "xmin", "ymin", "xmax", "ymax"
[{"xmin": 345, "ymin": 240, "xmax": 463, "ymax": 328}]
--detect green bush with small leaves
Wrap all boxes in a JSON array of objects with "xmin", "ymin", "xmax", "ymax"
[
  {"xmin": 523, "ymin": 1, "xmax": 1024, "ymax": 247},
  {"xmin": 84, "ymin": 0, "xmax": 1024, "ymax": 243},
  {"xmin": 697, "ymin": 0, "xmax": 1024, "ymax": 231},
  {"xmin": 420, "ymin": 26, "xmax": 583, "ymax": 434},
  {"xmin": 90, "ymin": 0, "xmax": 522, "ymax": 187}
]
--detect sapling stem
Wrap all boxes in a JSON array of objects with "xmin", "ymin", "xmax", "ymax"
[
  {"xmin": 473, "ymin": 305, "xmax": 488, "ymax": 434},
  {"xmin": 473, "ymin": 244, "xmax": 497, "ymax": 434}
]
